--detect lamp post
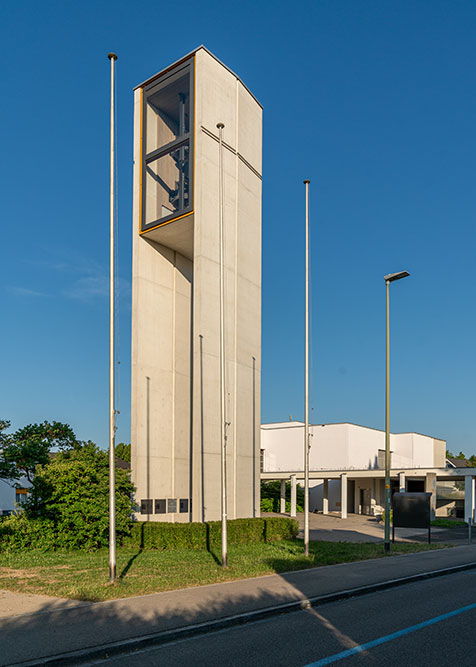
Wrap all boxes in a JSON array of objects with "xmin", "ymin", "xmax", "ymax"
[
  {"xmin": 304, "ymin": 179, "xmax": 310, "ymax": 557},
  {"xmin": 384, "ymin": 270, "xmax": 410, "ymax": 553},
  {"xmin": 107, "ymin": 52, "xmax": 118, "ymax": 583},
  {"xmin": 217, "ymin": 122, "xmax": 228, "ymax": 568}
]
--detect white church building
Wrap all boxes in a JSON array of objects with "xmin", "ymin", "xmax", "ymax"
[{"xmin": 260, "ymin": 421, "xmax": 476, "ymax": 522}]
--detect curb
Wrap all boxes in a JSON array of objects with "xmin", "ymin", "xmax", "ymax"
[{"xmin": 12, "ymin": 559, "xmax": 476, "ymax": 666}]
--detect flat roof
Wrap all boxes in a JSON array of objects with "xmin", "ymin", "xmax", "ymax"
[
  {"xmin": 261, "ymin": 421, "xmax": 445, "ymax": 441},
  {"xmin": 134, "ymin": 45, "xmax": 262, "ymax": 109}
]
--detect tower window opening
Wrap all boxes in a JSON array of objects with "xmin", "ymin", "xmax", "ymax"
[{"xmin": 142, "ymin": 61, "xmax": 193, "ymax": 231}]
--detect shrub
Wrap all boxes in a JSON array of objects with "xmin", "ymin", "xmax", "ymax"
[
  {"xmin": 14, "ymin": 442, "xmax": 135, "ymax": 551},
  {"xmin": 123, "ymin": 521, "xmax": 208, "ymax": 551},
  {"xmin": 0, "ymin": 514, "xmax": 58, "ymax": 551},
  {"xmin": 260, "ymin": 480, "xmax": 304, "ymax": 513},
  {"xmin": 264, "ymin": 516, "xmax": 299, "ymax": 541},
  {"xmin": 122, "ymin": 517, "xmax": 298, "ymax": 551},
  {"xmin": 260, "ymin": 498, "xmax": 275, "ymax": 513},
  {"xmin": 380, "ymin": 509, "xmax": 393, "ymax": 524},
  {"xmin": 207, "ymin": 518, "xmax": 266, "ymax": 547}
]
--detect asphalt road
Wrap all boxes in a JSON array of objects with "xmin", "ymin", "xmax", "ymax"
[{"xmin": 82, "ymin": 569, "xmax": 476, "ymax": 667}]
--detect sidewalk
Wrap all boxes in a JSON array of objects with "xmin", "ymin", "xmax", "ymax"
[
  {"xmin": 2, "ymin": 544, "xmax": 476, "ymax": 665},
  {"xmin": 264, "ymin": 511, "xmax": 474, "ymax": 545}
]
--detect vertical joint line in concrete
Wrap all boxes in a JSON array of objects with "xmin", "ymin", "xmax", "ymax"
[
  {"xmin": 233, "ymin": 79, "xmax": 239, "ymax": 520},
  {"xmin": 171, "ymin": 252, "xmax": 176, "ymax": 519}
]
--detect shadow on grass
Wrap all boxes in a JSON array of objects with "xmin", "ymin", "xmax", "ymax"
[
  {"xmin": 119, "ymin": 524, "xmax": 145, "ymax": 580},
  {"xmin": 205, "ymin": 524, "xmax": 221, "ymax": 566}
]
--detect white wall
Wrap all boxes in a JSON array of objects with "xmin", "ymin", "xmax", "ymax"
[
  {"xmin": 412, "ymin": 434, "xmax": 437, "ymax": 468},
  {"xmin": 261, "ymin": 422, "xmax": 444, "ymax": 473},
  {"xmin": 0, "ymin": 476, "xmax": 30, "ymax": 514},
  {"xmin": 309, "ymin": 479, "xmax": 341, "ymax": 511},
  {"xmin": 260, "ymin": 423, "xmax": 305, "ymax": 472},
  {"xmin": 261, "ymin": 422, "xmax": 446, "ymax": 514},
  {"xmin": 0, "ymin": 479, "xmax": 15, "ymax": 513}
]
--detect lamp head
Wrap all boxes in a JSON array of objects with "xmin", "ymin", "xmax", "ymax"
[{"xmin": 384, "ymin": 271, "xmax": 410, "ymax": 283}]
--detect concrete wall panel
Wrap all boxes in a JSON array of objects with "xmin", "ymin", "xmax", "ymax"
[
  {"xmin": 237, "ymin": 81, "xmax": 262, "ymax": 174},
  {"xmin": 133, "ymin": 49, "xmax": 261, "ymax": 522}
]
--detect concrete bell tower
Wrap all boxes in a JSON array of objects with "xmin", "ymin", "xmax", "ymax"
[{"xmin": 131, "ymin": 47, "xmax": 262, "ymax": 522}]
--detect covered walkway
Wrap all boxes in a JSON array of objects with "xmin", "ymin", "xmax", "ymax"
[{"xmin": 261, "ymin": 467, "xmax": 476, "ymax": 523}]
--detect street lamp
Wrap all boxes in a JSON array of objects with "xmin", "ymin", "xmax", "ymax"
[{"xmin": 384, "ymin": 270, "xmax": 410, "ymax": 553}]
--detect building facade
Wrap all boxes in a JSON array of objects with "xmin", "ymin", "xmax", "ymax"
[
  {"xmin": 0, "ymin": 477, "xmax": 30, "ymax": 516},
  {"xmin": 131, "ymin": 48, "xmax": 262, "ymax": 522},
  {"xmin": 261, "ymin": 421, "xmax": 476, "ymax": 521}
]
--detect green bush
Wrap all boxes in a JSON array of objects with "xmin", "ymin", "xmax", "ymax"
[
  {"xmin": 260, "ymin": 480, "xmax": 304, "ymax": 513},
  {"xmin": 27, "ymin": 444, "xmax": 134, "ymax": 550},
  {"xmin": 264, "ymin": 517, "xmax": 299, "ymax": 541},
  {"xmin": 0, "ymin": 514, "xmax": 58, "ymax": 551},
  {"xmin": 260, "ymin": 498, "xmax": 275, "ymax": 513},
  {"xmin": 123, "ymin": 521, "xmax": 208, "ymax": 551},
  {"xmin": 380, "ymin": 509, "xmax": 393, "ymax": 524},
  {"xmin": 122, "ymin": 517, "xmax": 298, "ymax": 551},
  {"xmin": 0, "ymin": 515, "xmax": 299, "ymax": 553},
  {"xmin": 207, "ymin": 518, "xmax": 266, "ymax": 547},
  {"xmin": 0, "ymin": 443, "xmax": 135, "ymax": 552}
]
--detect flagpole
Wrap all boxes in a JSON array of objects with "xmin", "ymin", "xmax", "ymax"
[
  {"xmin": 304, "ymin": 179, "xmax": 310, "ymax": 557},
  {"xmin": 108, "ymin": 52, "xmax": 117, "ymax": 583},
  {"xmin": 217, "ymin": 122, "xmax": 228, "ymax": 568}
]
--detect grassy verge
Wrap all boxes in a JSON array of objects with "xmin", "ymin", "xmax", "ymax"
[
  {"xmin": 0, "ymin": 539, "xmax": 447, "ymax": 602},
  {"xmin": 431, "ymin": 518, "xmax": 467, "ymax": 528}
]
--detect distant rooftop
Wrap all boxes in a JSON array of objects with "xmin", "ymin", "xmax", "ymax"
[{"xmin": 447, "ymin": 457, "xmax": 474, "ymax": 468}]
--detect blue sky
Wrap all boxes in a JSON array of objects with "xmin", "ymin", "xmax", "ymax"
[{"xmin": 1, "ymin": 0, "xmax": 475, "ymax": 454}]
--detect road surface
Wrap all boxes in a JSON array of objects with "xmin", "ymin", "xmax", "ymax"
[{"xmin": 80, "ymin": 568, "xmax": 476, "ymax": 666}]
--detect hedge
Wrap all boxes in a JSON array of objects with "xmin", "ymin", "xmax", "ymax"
[
  {"xmin": 0, "ymin": 516, "xmax": 299, "ymax": 552},
  {"xmin": 121, "ymin": 517, "xmax": 298, "ymax": 551},
  {"xmin": 0, "ymin": 515, "xmax": 59, "ymax": 552}
]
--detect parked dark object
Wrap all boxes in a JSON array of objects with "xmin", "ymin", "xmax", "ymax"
[{"xmin": 392, "ymin": 492, "xmax": 431, "ymax": 544}]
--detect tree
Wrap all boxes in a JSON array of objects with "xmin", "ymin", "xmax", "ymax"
[
  {"xmin": 26, "ymin": 441, "xmax": 134, "ymax": 549},
  {"xmin": 1, "ymin": 421, "xmax": 77, "ymax": 483},
  {"xmin": 115, "ymin": 442, "xmax": 131, "ymax": 463},
  {"xmin": 0, "ymin": 419, "xmax": 15, "ymax": 481}
]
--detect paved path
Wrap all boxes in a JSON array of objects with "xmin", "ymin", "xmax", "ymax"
[
  {"xmin": 2, "ymin": 544, "xmax": 476, "ymax": 665},
  {"xmin": 0, "ymin": 588, "xmax": 86, "ymax": 618},
  {"xmin": 264, "ymin": 511, "xmax": 473, "ymax": 545}
]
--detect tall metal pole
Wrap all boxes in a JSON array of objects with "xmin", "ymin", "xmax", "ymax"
[
  {"xmin": 304, "ymin": 179, "xmax": 310, "ymax": 557},
  {"xmin": 384, "ymin": 279, "xmax": 390, "ymax": 552},
  {"xmin": 108, "ymin": 52, "xmax": 117, "ymax": 583},
  {"xmin": 383, "ymin": 269, "xmax": 409, "ymax": 551},
  {"xmin": 217, "ymin": 122, "xmax": 228, "ymax": 568}
]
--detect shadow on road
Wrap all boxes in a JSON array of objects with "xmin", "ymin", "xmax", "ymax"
[{"xmin": 0, "ymin": 568, "xmax": 328, "ymax": 665}]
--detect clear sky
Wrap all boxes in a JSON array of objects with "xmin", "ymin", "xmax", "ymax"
[{"xmin": 1, "ymin": 0, "xmax": 475, "ymax": 455}]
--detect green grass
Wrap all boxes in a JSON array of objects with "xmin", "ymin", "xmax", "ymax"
[
  {"xmin": 0, "ymin": 539, "xmax": 447, "ymax": 602},
  {"xmin": 431, "ymin": 518, "xmax": 467, "ymax": 528}
]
